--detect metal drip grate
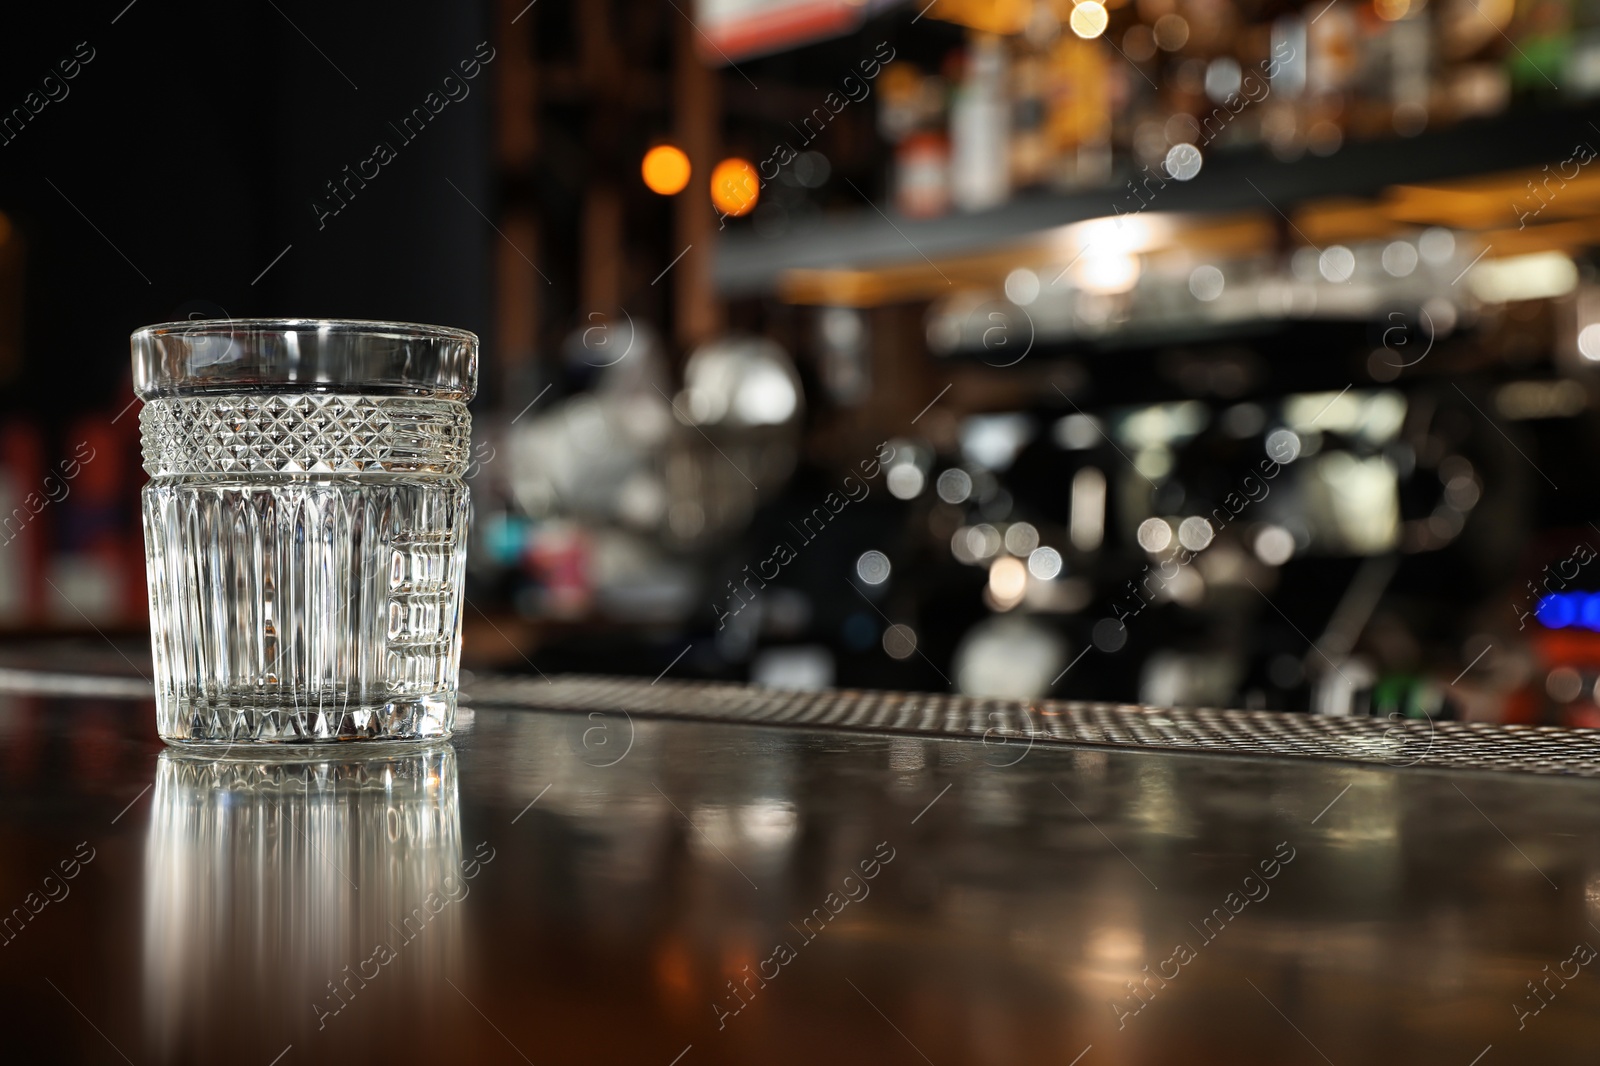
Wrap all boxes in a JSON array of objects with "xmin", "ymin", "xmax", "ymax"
[{"xmin": 465, "ymin": 674, "xmax": 1600, "ymax": 778}]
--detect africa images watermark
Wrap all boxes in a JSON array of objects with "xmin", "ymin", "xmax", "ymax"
[
  {"xmin": 1514, "ymin": 940, "xmax": 1595, "ymax": 1030},
  {"xmin": 716, "ymin": 40, "xmax": 896, "ymax": 228},
  {"xmin": 0, "ymin": 841, "xmax": 96, "ymax": 948},
  {"xmin": 713, "ymin": 840, "xmax": 897, "ymax": 1029},
  {"xmin": 972, "ymin": 444, "xmax": 1299, "ymax": 764},
  {"xmin": 1376, "ymin": 306, "xmax": 1436, "ymax": 369},
  {"xmin": 713, "ymin": 440, "xmax": 897, "ymax": 630},
  {"xmin": 0, "ymin": 441, "xmax": 97, "ymax": 548},
  {"xmin": 1111, "ymin": 38, "xmax": 1296, "ymax": 225},
  {"xmin": 1, "ymin": 40, "xmax": 96, "ymax": 147},
  {"xmin": 313, "ymin": 840, "xmax": 497, "ymax": 1029},
  {"xmin": 1113, "ymin": 841, "xmax": 1296, "ymax": 1030},
  {"xmin": 311, "ymin": 41, "xmax": 497, "ymax": 230},
  {"xmin": 569, "ymin": 708, "xmax": 635, "ymax": 768},
  {"xmin": 1109, "ymin": 443, "xmax": 1294, "ymax": 631},
  {"xmin": 1511, "ymin": 537, "xmax": 1597, "ymax": 630},
  {"xmin": 1513, "ymin": 138, "xmax": 1599, "ymax": 229}
]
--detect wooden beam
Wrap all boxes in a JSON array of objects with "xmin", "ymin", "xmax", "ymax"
[
  {"xmin": 494, "ymin": 0, "xmax": 541, "ymax": 374},
  {"xmin": 673, "ymin": 13, "xmax": 723, "ymax": 354}
]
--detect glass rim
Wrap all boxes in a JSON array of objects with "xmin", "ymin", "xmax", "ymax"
[
  {"xmin": 130, "ymin": 317, "xmax": 478, "ymax": 344},
  {"xmin": 132, "ymin": 317, "xmax": 479, "ymax": 401}
]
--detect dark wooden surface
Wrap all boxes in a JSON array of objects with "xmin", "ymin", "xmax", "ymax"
[{"xmin": 1, "ymin": 674, "xmax": 1598, "ymax": 1064}]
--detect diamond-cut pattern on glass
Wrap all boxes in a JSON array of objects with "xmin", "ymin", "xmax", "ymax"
[{"xmin": 140, "ymin": 394, "xmax": 470, "ymax": 475}]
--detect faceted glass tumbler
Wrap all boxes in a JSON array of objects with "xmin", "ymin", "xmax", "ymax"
[{"xmin": 132, "ymin": 319, "xmax": 477, "ymax": 745}]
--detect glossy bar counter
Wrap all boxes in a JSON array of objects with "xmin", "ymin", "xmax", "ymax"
[{"xmin": 3, "ymin": 660, "xmax": 1600, "ymax": 1064}]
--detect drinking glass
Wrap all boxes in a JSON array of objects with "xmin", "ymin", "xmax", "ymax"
[{"xmin": 133, "ymin": 319, "xmax": 476, "ymax": 744}]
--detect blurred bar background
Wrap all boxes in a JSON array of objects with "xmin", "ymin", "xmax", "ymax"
[{"xmin": 6, "ymin": 0, "xmax": 1600, "ymax": 725}]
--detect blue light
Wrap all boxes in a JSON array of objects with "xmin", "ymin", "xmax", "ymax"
[
  {"xmin": 1537, "ymin": 593, "xmax": 1579, "ymax": 629},
  {"xmin": 482, "ymin": 514, "xmax": 528, "ymax": 566},
  {"xmin": 1537, "ymin": 591, "xmax": 1600, "ymax": 632},
  {"xmin": 1582, "ymin": 594, "xmax": 1600, "ymax": 631}
]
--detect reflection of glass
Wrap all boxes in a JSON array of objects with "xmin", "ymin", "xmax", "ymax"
[
  {"xmin": 132, "ymin": 319, "xmax": 477, "ymax": 744},
  {"xmin": 143, "ymin": 746, "xmax": 462, "ymax": 1059}
]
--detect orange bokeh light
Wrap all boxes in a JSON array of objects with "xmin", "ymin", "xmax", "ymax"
[
  {"xmin": 641, "ymin": 145, "xmax": 692, "ymax": 196},
  {"xmin": 710, "ymin": 158, "xmax": 759, "ymax": 217}
]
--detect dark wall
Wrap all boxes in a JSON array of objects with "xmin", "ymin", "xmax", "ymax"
[{"xmin": 0, "ymin": 0, "xmax": 493, "ymax": 420}]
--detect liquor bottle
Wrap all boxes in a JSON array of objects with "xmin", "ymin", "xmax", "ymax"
[{"xmin": 950, "ymin": 34, "xmax": 1011, "ymax": 211}]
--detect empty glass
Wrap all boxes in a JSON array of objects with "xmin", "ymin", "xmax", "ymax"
[{"xmin": 133, "ymin": 319, "xmax": 477, "ymax": 744}]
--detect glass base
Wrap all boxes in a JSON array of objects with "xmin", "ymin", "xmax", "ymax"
[{"xmin": 157, "ymin": 692, "xmax": 454, "ymax": 746}]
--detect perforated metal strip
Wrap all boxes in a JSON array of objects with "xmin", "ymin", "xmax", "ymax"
[{"xmin": 465, "ymin": 674, "xmax": 1600, "ymax": 777}]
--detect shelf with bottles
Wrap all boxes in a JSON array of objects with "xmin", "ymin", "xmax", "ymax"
[
  {"xmin": 883, "ymin": 0, "xmax": 1582, "ymax": 205},
  {"xmin": 720, "ymin": 103, "xmax": 1600, "ymax": 294},
  {"xmin": 715, "ymin": 0, "xmax": 1600, "ymax": 295},
  {"xmin": 730, "ymin": 158, "xmax": 1600, "ymax": 389}
]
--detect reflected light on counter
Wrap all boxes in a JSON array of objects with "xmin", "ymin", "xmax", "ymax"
[
  {"xmin": 1070, "ymin": 467, "xmax": 1106, "ymax": 551},
  {"xmin": 689, "ymin": 805, "xmax": 743, "ymax": 853},
  {"xmin": 143, "ymin": 750, "xmax": 462, "ymax": 1054},
  {"xmin": 737, "ymin": 800, "xmax": 799, "ymax": 849}
]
